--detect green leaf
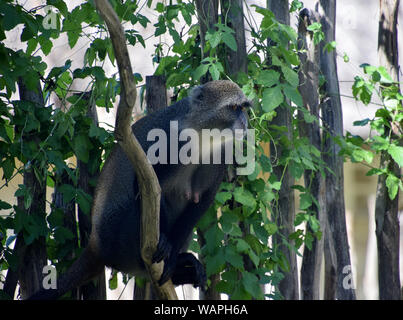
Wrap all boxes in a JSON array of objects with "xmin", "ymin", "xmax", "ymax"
[
  {"xmin": 386, "ymin": 174, "xmax": 399, "ymax": 200},
  {"xmin": 58, "ymin": 184, "xmax": 76, "ymax": 203},
  {"xmin": 215, "ymin": 191, "xmax": 232, "ymax": 204},
  {"xmin": 299, "ymin": 193, "xmax": 312, "ymax": 210},
  {"xmin": 206, "ymin": 30, "xmax": 221, "ymax": 48},
  {"xmin": 352, "ymin": 148, "xmax": 374, "ymax": 164},
  {"xmin": 377, "ymin": 66, "xmax": 394, "ymax": 84},
  {"xmin": 371, "ymin": 136, "xmax": 390, "ymax": 151},
  {"xmin": 353, "ymin": 118, "xmax": 370, "ymax": 126},
  {"xmin": 236, "ymin": 239, "xmax": 250, "ymax": 252},
  {"xmin": 0, "ymin": 200, "xmax": 12, "ymax": 210},
  {"xmin": 282, "ymin": 66, "xmax": 299, "ymax": 87},
  {"xmin": 256, "ymin": 70, "xmax": 280, "ymax": 87},
  {"xmin": 26, "ymin": 38, "xmax": 38, "ymax": 55},
  {"xmin": 387, "ymin": 144, "xmax": 403, "ymax": 167},
  {"xmin": 259, "ymin": 154, "xmax": 272, "ymax": 173},
  {"xmin": 233, "ymin": 187, "xmax": 256, "ymax": 208},
  {"xmin": 225, "ymin": 246, "xmax": 244, "ymax": 269},
  {"xmin": 1, "ymin": 4, "xmax": 23, "ymax": 31},
  {"xmin": 262, "ymin": 86, "xmax": 283, "ymax": 112},
  {"xmin": 222, "ymin": 32, "xmax": 237, "ymax": 51},
  {"xmin": 109, "ymin": 272, "xmax": 118, "ymax": 290},
  {"xmin": 264, "ymin": 223, "xmax": 277, "ymax": 235},
  {"xmin": 76, "ymin": 189, "xmax": 92, "ymax": 215},
  {"xmin": 38, "ymin": 36, "xmax": 53, "ymax": 56},
  {"xmin": 242, "ymin": 271, "xmax": 263, "ymax": 299},
  {"xmin": 324, "ymin": 41, "xmax": 337, "ymax": 52},
  {"xmin": 205, "ymin": 250, "xmax": 226, "ymax": 277},
  {"xmin": 2, "ymin": 157, "xmax": 15, "ymax": 180},
  {"xmin": 271, "ymin": 181, "xmax": 281, "ymax": 190},
  {"xmin": 289, "ymin": 161, "xmax": 304, "ymax": 179},
  {"xmin": 72, "ymin": 134, "xmax": 92, "ymax": 163},
  {"xmin": 308, "ymin": 215, "xmax": 320, "ymax": 233},
  {"xmin": 193, "ymin": 63, "xmax": 209, "ymax": 81},
  {"xmin": 366, "ymin": 168, "xmax": 383, "ymax": 176},
  {"xmin": 282, "ymin": 85, "xmax": 303, "ymax": 106},
  {"xmin": 209, "ymin": 64, "xmax": 220, "ymax": 80}
]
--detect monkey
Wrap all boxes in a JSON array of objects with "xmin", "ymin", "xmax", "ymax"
[{"xmin": 28, "ymin": 80, "xmax": 251, "ymax": 300}]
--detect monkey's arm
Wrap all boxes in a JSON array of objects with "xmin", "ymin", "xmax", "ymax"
[{"xmin": 155, "ymin": 164, "xmax": 225, "ymax": 286}]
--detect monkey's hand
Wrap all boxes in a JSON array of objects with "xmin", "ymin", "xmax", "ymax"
[
  {"xmin": 159, "ymin": 252, "xmax": 207, "ymax": 289},
  {"xmin": 152, "ymin": 233, "xmax": 172, "ymax": 264}
]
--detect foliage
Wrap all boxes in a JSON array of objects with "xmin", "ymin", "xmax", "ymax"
[
  {"xmin": 149, "ymin": 1, "xmax": 324, "ymax": 299},
  {"xmin": 0, "ymin": 0, "xmax": 392, "ymax": 301},
  {"xmin": 0, "ymin": 0, "xmax": 141, "ymax": 297},
  {"xmin": 345, "ymin": 64, "xmax": 403, "ymax": 200}
]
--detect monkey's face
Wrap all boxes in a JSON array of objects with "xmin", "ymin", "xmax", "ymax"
[{"xmin": 188, "ymin": 80, "xmax": 252, "ymax": 135}]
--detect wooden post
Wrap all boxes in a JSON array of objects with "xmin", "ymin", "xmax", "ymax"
[
  {"xmin": 297, "ymin": 8, "xmax": 326, "ymax": 300},
  {"xmin": 376, "ymin": 0, "xmax": 401, "ymax": 300},
  {"xmin": 316, "ymin": 0, "xmax": 355, "ymax": 300},
  {"xmin": 220, "ymin": 0, "xmax": 248, "ymax": 77},
  {"xmin": 267, "ymin": 0, "xmax": 299, "ymax": 300}
]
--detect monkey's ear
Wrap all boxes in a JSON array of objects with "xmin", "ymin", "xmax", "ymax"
[{"xmin": 189, "ymin": 85, "xmax": 204, "ymax": 104}]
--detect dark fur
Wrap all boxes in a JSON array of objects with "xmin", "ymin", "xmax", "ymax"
[{"xmin": 28, "ymin": 80, "xmax": 250, "ymax": 299}]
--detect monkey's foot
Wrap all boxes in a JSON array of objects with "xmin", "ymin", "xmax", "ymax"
[{"xmin": 171, "ymin": 253, "xmax": 207, "ymax": 289}]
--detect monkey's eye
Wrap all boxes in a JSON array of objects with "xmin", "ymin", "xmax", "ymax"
[
  {"xmin": 232, "ymin": 105, "xmax": 237, "ymax": 111},
  {"xmin": 241, "ymin": 106, "xmax": 246, "ymax": 112}
]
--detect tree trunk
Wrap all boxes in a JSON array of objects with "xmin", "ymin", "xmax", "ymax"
[
  {"xmin": 316, "ymin": 0, "xmax": 355, "ymax": 300},
  {"xmin": 267, "ymin": 0, "xmax": 299, "ymax": 300},
  {"xmin": 16, "ymin": 79, "xmax": 48, "ymax": 299},
  {"xmin": 376, "ymin": 0, "xmax": 401, "ymax": 300},
  {"xmin": 194, "ymin": 0, "xmax": 221, "ymax": 300},
  {"xmin": 220, "ymin": 0, "xmax": 247, "ymax": 77},
  {"xmin": 297, "ymin": 8, "xmax": 326, "ymax": 300},
  {"xmin": 195, "ymin": 0, "xmax": 219, "ymax": 83}
]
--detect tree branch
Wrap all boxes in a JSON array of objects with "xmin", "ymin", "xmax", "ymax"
[{"xmin": 93, "ymin": 0, "xmax": 177, "ymax": 300}]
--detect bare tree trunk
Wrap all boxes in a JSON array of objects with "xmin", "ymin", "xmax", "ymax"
[
  {"xmin": 195, "ymin": 0, "xmax": 219, "ymax": 55},
  {"xmin": 220, "ymin": 0, "xmax": 247, "ymax": 77},
  {"xmin": 297, "ymin": 8, "xmax": 325, "ymax": 300},
  {"xmin": 145, "ymin": 75, "xmax": 168, "ymax": 113},
  {"xmin": 267, "ymin": 0, "xmax": 299, "ymax": 300},
  {"xmin": 16, "ymin": 79, "xmax": 48, "ymax": 299},
  {"xmin": 194, "ymin": 0, "xmax": 221, "ymax": 300},
  {"xmin": 316, "ymin": 0, "xmax": 355, "ymax": 300},
  {"xmin": 195, "ymin": 0, "xmax": 219, "ymax": 83},
  {"xmin": 376, "ymin": 0, "xmax": 401, "ymax": 300}
]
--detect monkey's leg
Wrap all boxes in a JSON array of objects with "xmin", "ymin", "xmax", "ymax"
[
  {"xmin": 151, "ymin": 196, "xmax": 173, "ymax": 264},
  {"xmin": 171, "ymin": 253, "xmax": 206, "ymax": 289}
]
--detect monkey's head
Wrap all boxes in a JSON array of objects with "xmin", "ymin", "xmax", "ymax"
[{"xmin": 184, "ymin": 80, "xmax": 251, "ymax": 134}]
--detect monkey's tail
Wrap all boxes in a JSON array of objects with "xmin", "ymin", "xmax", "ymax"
[{"xmin": 27, "ymin": 245, "xmax": 104, "ymax": 300}]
